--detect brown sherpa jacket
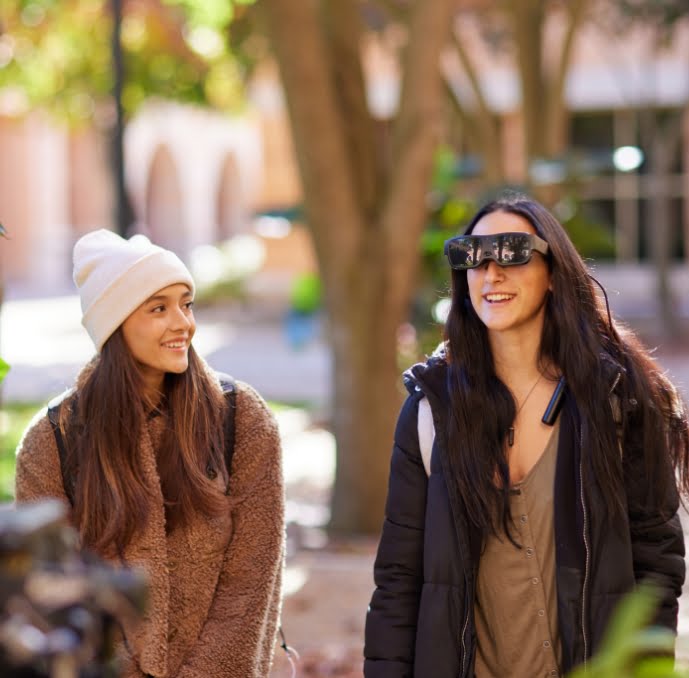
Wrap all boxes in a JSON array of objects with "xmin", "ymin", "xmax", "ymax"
[{"xmin": 14, "ymin": 380, "xmax": 285, "ymax": 678}]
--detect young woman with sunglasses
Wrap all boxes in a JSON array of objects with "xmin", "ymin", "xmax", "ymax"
[
  {"xmin": 14, "ymin": 230, "xmax": 285, "ymax": 678},
  {"xmin": 364, "ymin": 194, "xmax": 689, "ymax": 677}
]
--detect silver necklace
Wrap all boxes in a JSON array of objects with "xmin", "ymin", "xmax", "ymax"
[{"xmin": 507, "ymin": 372, "xmax": 544, "ymax": 447}]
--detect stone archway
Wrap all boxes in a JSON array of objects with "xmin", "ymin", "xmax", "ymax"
[
  {"xmin": 145, "ymin": 146, "xmax": 185, "ymax": 255},
  {"xmin": 216, "ymin": 154, "xmax": 242, "ymax": 242}
]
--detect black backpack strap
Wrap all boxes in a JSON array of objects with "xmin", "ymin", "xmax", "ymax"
[
  {"xmin": 47, "ymin": 395, "xmax": 76, "ymax": 507},
  {"xmin": 218, "ymin": 374, "xmax": 237, "ymax": 479}
]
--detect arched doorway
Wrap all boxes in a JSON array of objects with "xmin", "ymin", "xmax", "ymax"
[
  {"xmin": 145, "ymin": 146, "xmax": 185, "ymax": 255},
  {"xmin": 216, "ymin": 154, "xmax": 242, "ymax": 242}
]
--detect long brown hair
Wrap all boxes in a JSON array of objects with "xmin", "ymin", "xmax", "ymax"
[
  {"xmin": 444, "ymin": 194, "xmax": 689, "ymax": 541},
  {"xmin": 60, "ymin": 329, "xmax": 227, "ymax": 554}
]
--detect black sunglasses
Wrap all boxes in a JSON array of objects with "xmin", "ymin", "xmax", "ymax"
[{"xmin": 444, "ymin": 232, "xmax": 550, "ymax": 270}]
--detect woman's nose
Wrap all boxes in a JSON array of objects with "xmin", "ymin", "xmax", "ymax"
[
  {"xmin": 171, "ymin": 307, "xmax": 192, "ymax": 330},
  {"xmin": 484, "ymin": 260, "xmax": 505, "ymax": 282}
]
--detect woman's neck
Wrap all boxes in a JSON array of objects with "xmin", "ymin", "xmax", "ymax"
[
  {"xmin": 489, "ymin": 329, "xmax": 544, "ymax": 387},
  {"xmin": 140, "ymin": 373, "xmax": 165, "ymax": 411}
]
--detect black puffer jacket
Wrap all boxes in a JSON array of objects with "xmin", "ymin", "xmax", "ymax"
[{"xmin": 364, "ymin": 354, "xmax": 685, "ymax": 678}]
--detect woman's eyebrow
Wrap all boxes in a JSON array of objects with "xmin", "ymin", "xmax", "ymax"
[
  {"xmin": 145, "ymin": 290, "xmax": 192, "ymax": 304},
  {"xmin": 145, "ymin": 294, "xmax": 169, "ymax": 304}
]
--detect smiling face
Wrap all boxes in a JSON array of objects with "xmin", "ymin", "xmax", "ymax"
[
  {"xmin": 121, "ymin": 283, "xmax": 196, "ymax": 397},
  {"xmin": 466, "ymin": 210, "xmax": 552, "ymax": 339}
]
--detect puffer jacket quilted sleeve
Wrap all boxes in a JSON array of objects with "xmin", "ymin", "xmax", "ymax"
[
  {"xmin": 622, "ymin": 407, "xmax": 685, "ymax": 631},
  {"xmin": 364, "ymin": 392, "xmax": 428, "ymax": 677}
]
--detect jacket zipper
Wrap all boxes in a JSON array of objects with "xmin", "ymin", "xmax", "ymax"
[
  {"xmin": 579, "ymin": 428, "xmax": 590, "ymax": 671},
  {"xmin": 578, "ymin": 368, "xmax": 620, "ymax": 671},
  {"xmin": 460, "ymin": 601, "xmax": 469, "ymax": 676}
]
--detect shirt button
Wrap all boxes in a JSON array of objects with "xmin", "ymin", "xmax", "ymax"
[
  {"xmin": 543, "ymin": 640, "xmax": 551, "ymax": 649},
  {"xmin": 520, "ymin": 514, "xmax": 527, "ymax": 523},
  {"xmin": 526, "ymin": 547, "xmax": 534, "ymax": 557},
  {"xmin": 532, "ymin": 577, "xmax": 539, "ymax": 584},
  {"xmin": 538, "ymin": 609, "xmax": 545, "ymax": 617}
]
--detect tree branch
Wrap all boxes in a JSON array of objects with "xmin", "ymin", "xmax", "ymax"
[
  {"xmin": 381, "ymin": 0, "xmax": 455, "ymax": 314},
  {"xmin": 323, "ymin": 0, "xmax": 380, "ymax": 220},
  {"xmin": 449, "ymin": 22, "xmax": 493, "ymax": 124},
  {"xmin": 544, "ymin": 0, "xmax": 590, "ymax": 155},
  {"xmin": 445, "ymin": 23, "xmax": 504, "ymax": 183},
  {"xmin": 505, "ymin": 0, "xmax": 546, "ymax": 160},
  {"xmin": 261, "ymin": 0, "xmax": 365, "ymax": 289},
  {"xmin": 369, "ymin": 0, "xmax": 408, "ymax": 25}
]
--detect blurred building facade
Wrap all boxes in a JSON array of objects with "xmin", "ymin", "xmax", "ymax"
[
  {"xmin": 0, "ymin": 53, "xmax": 314, "ymax": 298},
  {"xmin": 0, "ymin": 13, "xmax": 688, "ymax": 297}
]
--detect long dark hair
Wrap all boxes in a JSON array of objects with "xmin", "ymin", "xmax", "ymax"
[
  {"xmin": 59, "ymin": 329, "xmax": 228, "ymax": 554},
  {"xmin": 444, "ymin": 193, "xmax": 689, "ymax": 541}
]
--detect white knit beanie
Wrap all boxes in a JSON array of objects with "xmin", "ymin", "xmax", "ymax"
[{"xmin": 73, "ymin": 229, "xmax": 195, "ymax": 351}]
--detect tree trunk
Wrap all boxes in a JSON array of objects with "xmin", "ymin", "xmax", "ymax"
[
  {"xmin": 543, "ymin": 0, "xmax": 589, "ymax": 158},
  {"xmin": 507, "ymin": 0, "xmax": 546, "ymax": 162},
  {"xmin": 111, "ymin": 0, "xmax": 134, "ymax": 237},
  {"xmin": 263, "ymin": 0, "xmax": 453, "ymax": 533},
  {"xmin": 328, "ymin": 263, "xmax": 404, "ymax": 532}
]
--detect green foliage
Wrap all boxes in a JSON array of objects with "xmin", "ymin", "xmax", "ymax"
[
  {"xmin": 0, "ymin": 402, "xmax": 42, "ymax": 501},
  {"xmin": 0, "ymin": 359, "xmax": 9, "ymax": 384},
  {"xmin": 162, "ymin": 0, "xmax": 254, "ymax": 29},
  {"xmin": 0, "ymin": 0, "xmax": 257, "ymax": 122},
  {"xmin": 417, "ymin": 147, "xmax": 475, "ymax": 353},
  {"xmin": 568, "ymin": 584, "xmax": 685, "ymax": 678},
  {"xmin": 616, "ymin": 1, "xmax": 689, "ymax": 28},
  {"xmin": 290, "ymin": 273, "xmax": 322, "ymax": 315},
  {"xmin": 407, "ymin": 147, "xmax": 476, "ymax": 360},
  {"xmin": 0, "ymin": 1, "xmax": 112, "ymax": 121},
  {"xmin": 560, "ymin": 209, "xmax": 616, "ymax": 260}
]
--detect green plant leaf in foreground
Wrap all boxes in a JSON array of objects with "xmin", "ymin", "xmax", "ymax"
[{"xmin": 568, "ymin": 583, "xmax": 682, "ymax": 678}]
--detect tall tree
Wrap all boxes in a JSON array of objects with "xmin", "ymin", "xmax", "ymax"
[
  {"xmin": 262, "ymin": 0, "xmax": 455, "ymax": 533},
  {"xmin": 260, "ymin": 0, "xmax": 596, "ymax": 533}
]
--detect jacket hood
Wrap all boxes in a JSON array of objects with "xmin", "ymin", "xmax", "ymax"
[
  {"xmin": 403, "ymin": 341, "xmax": 625, "ymax": 400},
  {"xmin": 403, "ymin": 342, "xmax": 448, "ymax": 400}
]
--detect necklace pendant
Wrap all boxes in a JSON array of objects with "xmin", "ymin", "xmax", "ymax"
[{"xmin": 508, "ymin": 427, "xmax": 515, "ymax": 447}]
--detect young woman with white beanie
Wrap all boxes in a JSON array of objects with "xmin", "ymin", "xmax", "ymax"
[{"xmin": 14, "ymin": 229, "xmax": 285, "ymax": 678}]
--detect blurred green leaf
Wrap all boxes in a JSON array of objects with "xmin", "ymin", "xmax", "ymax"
[
  {"xmin": 0, "ymin": 0, "xmax": 256, "ymax": 122},
  {"xmin": 290, "ymin": 273, "xmax": 322, "ymax": 315},
  {"xmin": 568, "ymin": 584, "xmax": 684, "ymax": 678},
  {"xmin": 0, "ymin": 358, "xmax": 10, "ymax": 384},
  {"xmin": 598, "ymin": 583, "xmax": 658, "ymax": 654}
]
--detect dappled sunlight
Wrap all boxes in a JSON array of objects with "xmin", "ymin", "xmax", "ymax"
[
  {"xmin": 192, "ymin": 322, "xmax": 236, "ymax": 357},
  {"xmin": 2, "ymin": 296, "xmax": 90, "ymax": 367},
  {"xmin": 277, "ymin": 409, "xmax": 335, "ymax": 487},
  {"xmin": 275, "ymin": 408, "xmax": 335, "ymax": 540},
  {"xmin": 283, "ymin": 565, "xmax": 308, "ymax": 597}
]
